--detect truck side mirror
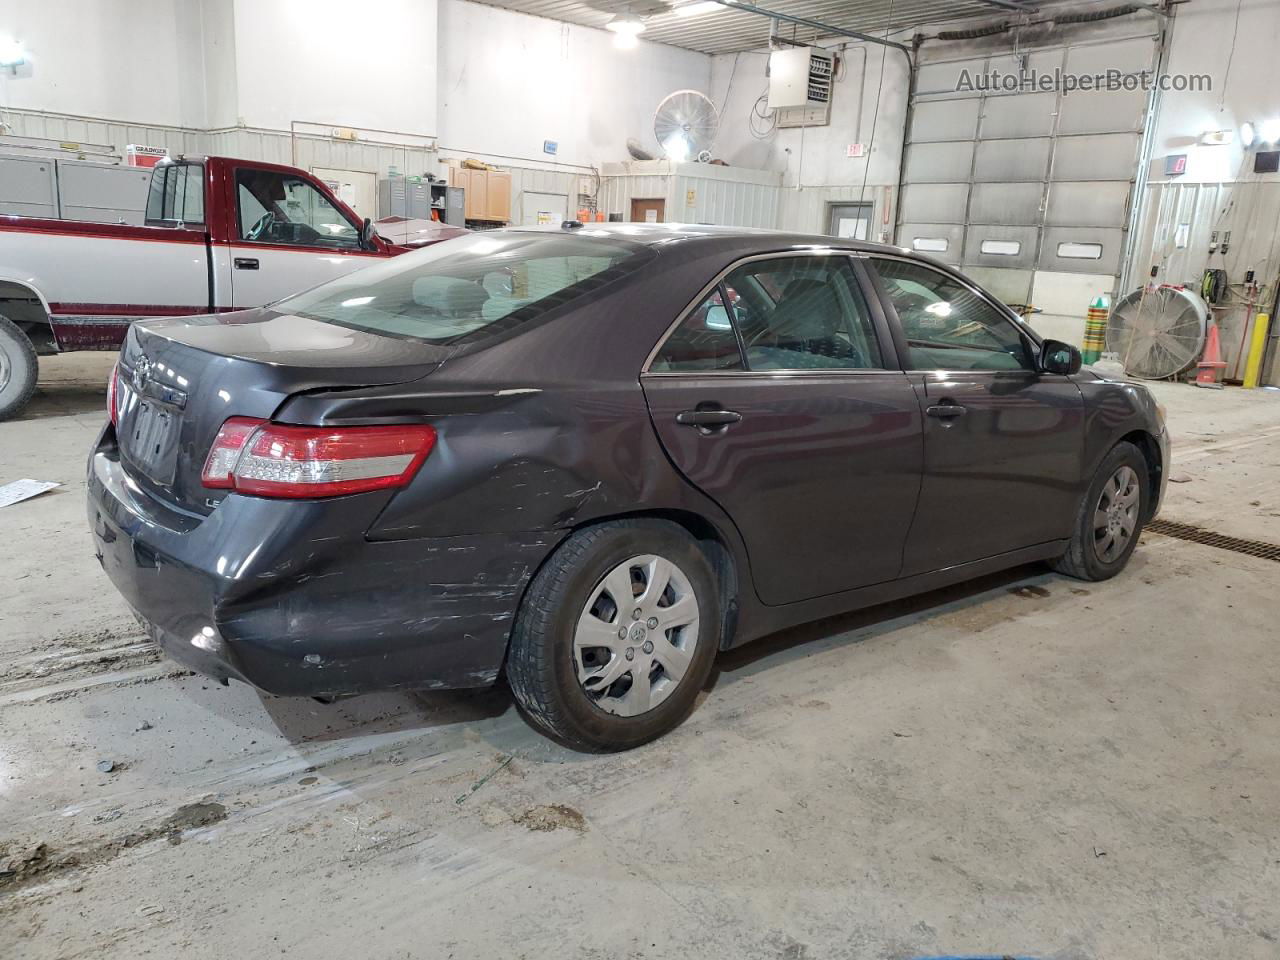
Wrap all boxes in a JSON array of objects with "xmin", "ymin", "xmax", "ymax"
[{"xmin": 359, "ymin": 217, "xmax": 376, "ymax": 251}]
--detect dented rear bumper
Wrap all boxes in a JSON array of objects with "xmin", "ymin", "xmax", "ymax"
[{"xmin": 87, "ymin": 427, "xmax": 561, "ymax": 697}]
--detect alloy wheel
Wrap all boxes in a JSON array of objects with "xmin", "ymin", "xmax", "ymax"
[
  {"xmin": 1093, "ymin": 465, "xmax": 1140, "ymax": 563},
  {"xmin": 573, "ymin": 554, "xmax": 700, "ymax": 717}
]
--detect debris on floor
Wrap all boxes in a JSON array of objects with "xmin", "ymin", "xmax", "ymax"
[{"xmin": 0, "ymin": 478, "xmax": 61, "ymax": 508}]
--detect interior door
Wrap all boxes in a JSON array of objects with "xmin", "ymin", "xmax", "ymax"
[
  {"xmin": 631, "ymin": 198, "xmax": 665, "ymax": 224},
  {"xmin": 827, "ymin": 202, "xmax": 872, "ymax": 240},
  {"xmin": 866, "ymin": 256, "xmax": 1085, "ymax": 575},
  {"xmin": 641, "ymin": 254, "xmax": 922, "ymax": 605},
  {"xmin": 228, "ymin": 165, "xmax": 375, "ymax": 308}
]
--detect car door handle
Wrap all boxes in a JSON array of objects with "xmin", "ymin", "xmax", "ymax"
[
  {"xmin": 926, "ymin": 403, "xmax": 967, "ymax": 419},
  {"xmin": 234, "ymin": 257, "xmax": 259, "ymax": 270},
  {"xmin": 676, "ymin": 409, "xmax": 742, "ymax": 428}
]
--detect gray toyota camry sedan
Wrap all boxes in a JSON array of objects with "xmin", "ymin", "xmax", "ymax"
[{"xmin": 88, "ymin": 224, "xmax": 1168, "ymax": 751}]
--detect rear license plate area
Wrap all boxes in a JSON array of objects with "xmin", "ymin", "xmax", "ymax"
[{"xmin": 120, "ymin": 384, "xmax": 181, "ymax": 485}]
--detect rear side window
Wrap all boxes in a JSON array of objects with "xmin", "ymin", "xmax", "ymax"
[
  {"xmin": 144, "ymin": 164, "xmax": 205, "ymax": 225},
  {"xmin": 728, "ymin": 257, "xmax": 882, "ymax": 370},
  {"xmin": 278, "ymin": 232, "xmax": 652, "ymax": 345},
  {"xmin": 871, "ymin": 258, "xmax": 1033, "ymax": 371},
  {"xmin": 651, "ymin": 287, "xmax": 744, "ymax": 372}
]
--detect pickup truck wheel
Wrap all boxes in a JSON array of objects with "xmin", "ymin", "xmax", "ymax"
[{"xmin": 0, "ymin": 315, "xmax": 39, "ymax": 422}]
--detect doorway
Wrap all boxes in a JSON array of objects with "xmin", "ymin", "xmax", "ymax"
[
  {"xmin": 631, "ymin": 198, "xmax": 665, "ymax": 224},
  {"xmin": 827, "ymin": 202, "xmax": 872, "ymax": 240}
]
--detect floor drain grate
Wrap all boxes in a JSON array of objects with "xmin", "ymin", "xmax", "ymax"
[{"xmin": 1146, "ymin": 519, "xmax": 1280, "ymax": 562}]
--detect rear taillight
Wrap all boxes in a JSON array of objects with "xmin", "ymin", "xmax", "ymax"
[
  {"xmin": 107, "ymin": 362, "xmax": 120, "ymax": 425},
  {"xmin": 200, "ymin": 419, "xmax": 436, "ymax": 498}
]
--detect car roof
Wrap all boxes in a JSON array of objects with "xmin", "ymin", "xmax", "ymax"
[{"xmin": 504, "ymin": 222, "xmax": 916, "ymax": 258}]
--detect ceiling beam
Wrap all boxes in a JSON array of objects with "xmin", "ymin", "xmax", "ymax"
[
  {"xmin": 708, "ymin": 0, "xmax": 913, "ymax": 54},
  {"xmin": 971, "ymin": 0, "xmax": 1039, "ymax": 11}
]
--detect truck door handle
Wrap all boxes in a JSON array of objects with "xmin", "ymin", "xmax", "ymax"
[
  {"xmin": 234, "ymin": 258, "xmax": 259, "ymax": 270},
  {"xmin": 676, "ymin": 408, "xmax": 742, "ymax": 430},
  {"xmin": 926, "ymin": 402, "xmax": 966, "ymax": 419}
]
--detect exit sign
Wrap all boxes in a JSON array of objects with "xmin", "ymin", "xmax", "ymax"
[{"xmin": 846, "ymin": 143, "xmax": 865, "ymax": 158}]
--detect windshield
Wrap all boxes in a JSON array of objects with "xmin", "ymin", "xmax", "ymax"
[{"xmin": 277, "ymin": 232, "xmax": 652, "ymax": 345}]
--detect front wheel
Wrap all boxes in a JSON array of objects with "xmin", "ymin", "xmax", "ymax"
[
  {"xmin": 505, "ymin": 519, "xmax": 721, "ymax": 752},
  {"xmin": 0, "ymin": 314, "xmax": 39, "ymax": 422},
  {"xmin": 1052, "ymin": 441, "xmax": 1149, "ymax": 581}
]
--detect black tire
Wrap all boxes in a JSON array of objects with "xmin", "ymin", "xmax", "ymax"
[
  {"xmin": 0, "ymin": 314, "xmax": 39, "ymax": 422},
  {"xmin": 1052, "ymin": 440, "xmax": 1149, "ymax": 581},
  {"xmin": 506, "ymin": 519, "xmax": 721, "ymax": 752}
]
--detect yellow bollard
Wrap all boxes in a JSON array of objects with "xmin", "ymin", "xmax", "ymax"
[{"xmin": 1243, "ymin": 312, "xmax": 1271, "ymax": 388}]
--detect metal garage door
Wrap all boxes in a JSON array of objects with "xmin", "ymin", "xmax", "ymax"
[{"xmin": 898, "ymin": 31, "xmax": 1159, "ymax": 344}]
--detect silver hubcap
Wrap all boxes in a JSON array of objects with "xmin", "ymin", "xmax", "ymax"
[
  {"xmin": 573, "ymin": 554, "xmax": 699, "ymax": 717},
  {"xmin": 1093, "ymin": 465, "xmax": 1140, "ymax": 563},
  {"xmin": 0, "ymin": 344, "xmax": 11, "ymax": 394}
]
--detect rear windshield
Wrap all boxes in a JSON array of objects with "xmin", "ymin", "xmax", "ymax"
[{"xmin": 277, "ymin": 232, "xmax": 652, "ymax": 345}]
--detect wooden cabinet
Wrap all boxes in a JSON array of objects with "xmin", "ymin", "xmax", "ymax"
[
  {"xmin": 485, "ymin": 171, "xmax": 511, "ymax": 222},
  {"xmin": 448, "ymin": 166, "xmax": 511, "ymax": 223}
]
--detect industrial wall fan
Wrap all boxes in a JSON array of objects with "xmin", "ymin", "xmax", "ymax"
[
  {"xmin": 1105, "ymin": 286, "xmax": 1209, "ymax": 380},
  {"xmin": 654, "ymin": 89, "xmax": 719, "ymax": 162}
]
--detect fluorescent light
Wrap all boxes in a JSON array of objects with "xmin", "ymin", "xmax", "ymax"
[
  {"xmin": 676, "ymin": 1, "xmax": 725, "ymax": 16},
  {"xmin": 1261, "ymin": 118, "xmax": 1280, "ymax": 144},
  {"xmin": 1240, "ymin": 121, "xmax": 1256, "ymax": 147},
  {"xmin": 0, "ymin": 38, "xmax": 25, "ymax": 67}
]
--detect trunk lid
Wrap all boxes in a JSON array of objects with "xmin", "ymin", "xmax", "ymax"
[{"xmin": 116, "ymin": 307, "xmax": 449, "ymax": 516}]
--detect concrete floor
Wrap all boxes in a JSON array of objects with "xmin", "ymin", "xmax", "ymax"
[{"xmin": 3, "ymin": 354, "xmax": 1279, "ymax": 959}]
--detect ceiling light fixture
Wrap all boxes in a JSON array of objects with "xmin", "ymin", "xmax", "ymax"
[
  {"xmin": 1239, "ymin": 121, "xmax": 1256, "ymax": 148},
  {"xmin": 607, "ymin": 15, "xmax": 645, "ymax": 36},
  {"xmin": 1261, "ymin": 118, "xmax": 1280, "ymax": 145}
]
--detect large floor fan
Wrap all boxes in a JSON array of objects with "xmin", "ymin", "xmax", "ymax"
[
  {"xmin": 654, "ymin": 89, "xmax": 720, "ymax": 162},
  {"xmin": 1106, "ymin": 286, "xmax": 1209, "ymax": 380}
]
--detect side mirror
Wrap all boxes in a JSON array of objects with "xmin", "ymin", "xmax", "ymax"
[
  {"xmin": 359, "ymin": 217, "xmax": 377, "ymax": 251},
  {"xmin": 1040, "ymin": 339, "xmax": 1082, "ymax": 375}
]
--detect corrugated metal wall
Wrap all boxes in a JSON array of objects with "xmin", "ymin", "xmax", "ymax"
[
  {"xmin": 598, "ymin": 161, "xmax": 782, "ymax": 228},
  {"xmin": 1131, "ymin": 179, "xmax": 1280, "ymax": 384}
]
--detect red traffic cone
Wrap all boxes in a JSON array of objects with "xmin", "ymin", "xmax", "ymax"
[{"xmin": 1195, "ymin": 324, "xmax": 1227, "ymax": 388}]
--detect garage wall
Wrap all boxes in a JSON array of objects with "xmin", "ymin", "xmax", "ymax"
[
  {"xmin": 0, "ymin": 0, "xmax": 712, "ymax": 181},
  {"xmin": 711, "ymin": 43, "xmax": 911, "ymax": 238},
  {"xmin": 1127, "ymin": 0, "xmax": 1280, "ymax": 385},
  {"xmin": 0, "ymin": 0, "xmax": 208, "ymax": 127},
  {"xmin": 438, "ymin": 0, "xmax": 710, "ymax": 167},
  {"xmin": 231, "ymin": 0, "xmax": 439, "ymax": 135}
]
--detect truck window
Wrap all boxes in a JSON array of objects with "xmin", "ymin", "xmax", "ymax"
[
  {"xmin": 144, "ymin": 163, "xmax": 205, "ymax": 226},
  {"xmin": 235, "ymin": 169, "xmax": 360, "ymax": 250}
]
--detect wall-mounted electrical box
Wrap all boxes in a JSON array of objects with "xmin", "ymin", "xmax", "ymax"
[{"xmin": 767, "ymin": 47, "xmax": 835, "ymax": 111}]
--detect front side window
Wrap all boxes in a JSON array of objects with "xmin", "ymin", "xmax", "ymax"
[
  {"xmin": 726, "ymin": 256, "xmax": 882, "ymax": 370},
  {"xmin": 871, "ymin": 258, "xmax": 1033, "ymax": 371},
  {"xmin": 144, "ymin": 163, "xmax": 205, "ymax": 225},
  {"xmin": 235, "ymin": 169, "xmax": 358, "ymax": 249},
  {"xmin": 277, "ymin": 232, "xmax": 651, "ymax": 345}
]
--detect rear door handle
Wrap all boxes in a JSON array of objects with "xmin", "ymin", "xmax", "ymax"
[
  {"xmin": 234, "ymin": 257, "xmax": 259, "ymax": 270},
  {"xmin": 676, "ymin": 409, "xmax": 742, "ymax": 429},
  {"xmin": 926, "ymin": 403, "xmax": 966, "ymax": 419}
]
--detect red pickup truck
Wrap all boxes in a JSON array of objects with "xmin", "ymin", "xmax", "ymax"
[{"xmin": 0, "ymin": 155, "xmax": 422, "ymax": 420}]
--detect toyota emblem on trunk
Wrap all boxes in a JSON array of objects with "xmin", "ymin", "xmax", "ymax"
[{"xmin": 131, "ymin": 356, "xmax": 151, "ymax": 391}]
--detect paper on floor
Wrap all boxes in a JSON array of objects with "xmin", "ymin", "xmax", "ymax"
[{"xmin": 0, "ymin": 479, "xmax": 62, "ymax": 508}]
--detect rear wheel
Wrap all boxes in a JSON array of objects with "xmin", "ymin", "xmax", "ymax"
[
  {"xmin": 1052, "ymin": 441, "xmax": 1149, "ymax": 581},
  {"xmin": 0, "ymin": 315, "xmax": 38, "ymax": 422},
  {"xmin": 506, "ymin": 519, "xmax": 721, "ymax": 751}
]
